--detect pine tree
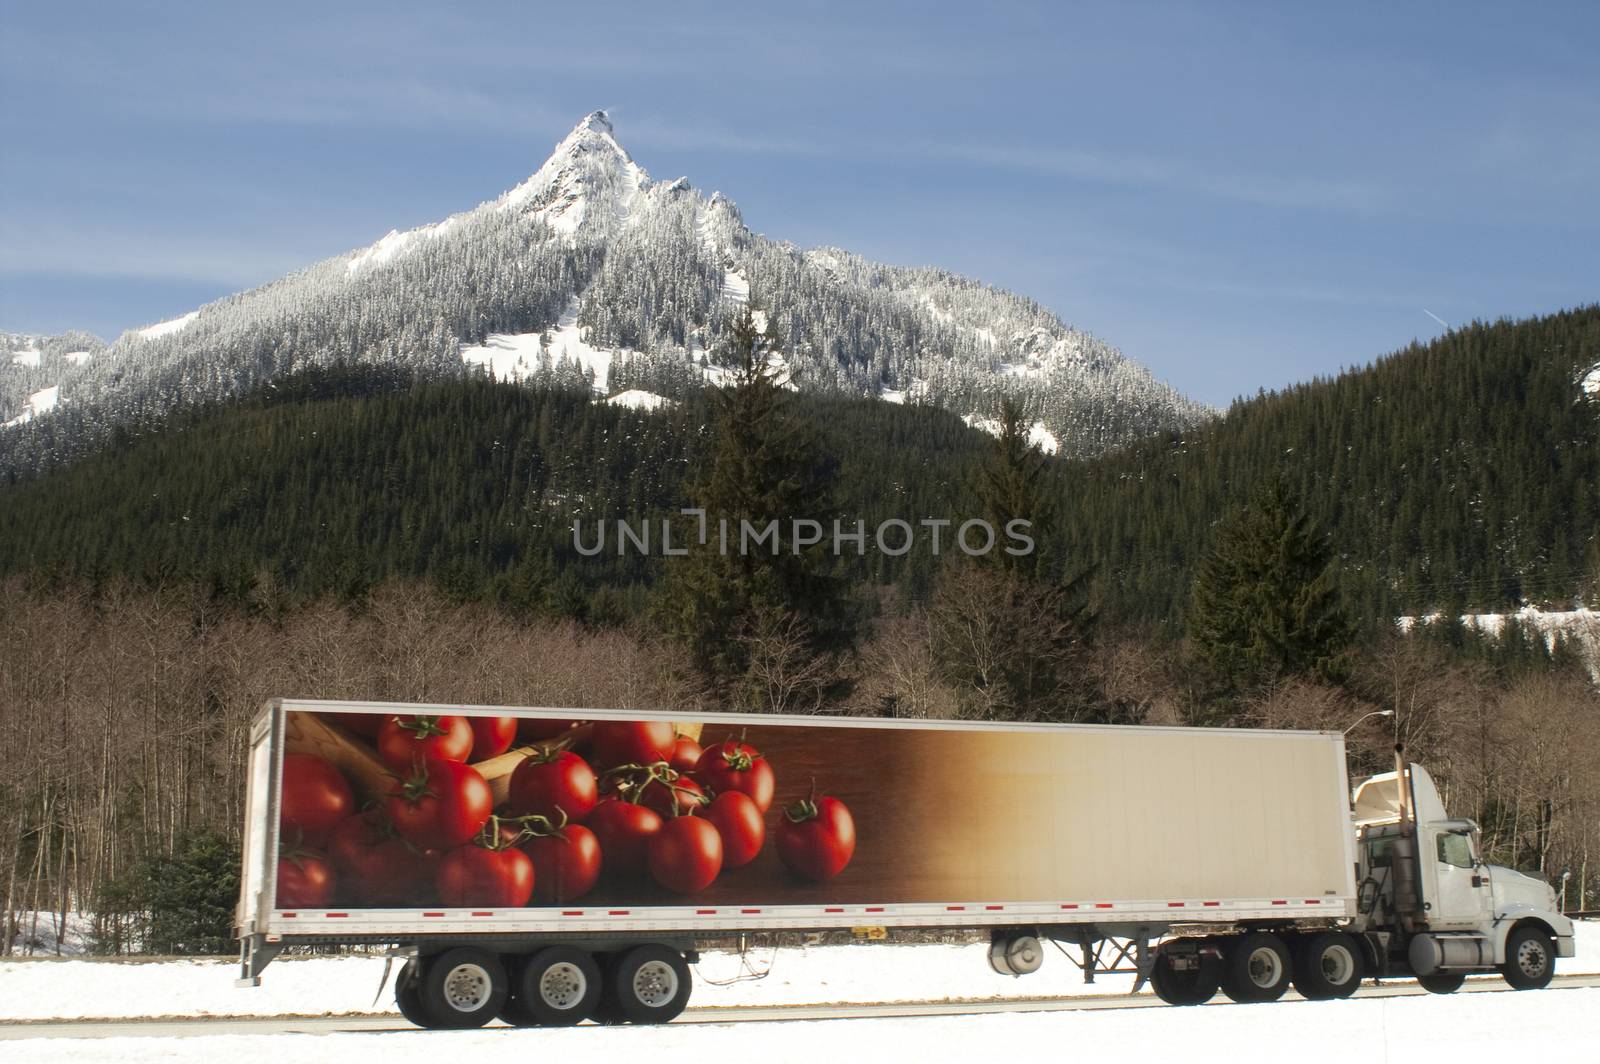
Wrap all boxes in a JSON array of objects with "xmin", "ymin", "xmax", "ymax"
[
  {"xmin": 652, "ymin": 306, "xmax": 855, "ymax": 698},
  {"xmin": 1189, "ymin": 478, "xmax": 1355, "ymax": 694}
]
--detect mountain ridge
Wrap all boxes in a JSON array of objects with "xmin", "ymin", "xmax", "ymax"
[{"xmin": 1, "ymin": 111, "xmax": 1209, "ymax": 470}]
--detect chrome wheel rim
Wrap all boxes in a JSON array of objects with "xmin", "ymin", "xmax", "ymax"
[
  {"xmin": 1320, "ymin": 944, "xmax": 1355, "ymax": 985},
  {"xmin": 442, "ymin": 963, "xmax": 492, "ymax": 1012},
  {"xmin": 1515, "ymin": 938, "xmax": 1548, "ymax": 978},
  {"xmin": 632, "ymin": 958, "xmax": 680, "ymax": 1009},
  {"xmin": 1247, "ymin": 947, "xmax": 1284, "ymax": 988},
  {"xmin": 539, "ymin": 961, "xmax": 587, "ymax": 1010}
]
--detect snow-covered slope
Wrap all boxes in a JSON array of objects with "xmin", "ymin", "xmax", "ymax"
[{"xmin": 2, "ymin": 112, "xmax": 1209, "ymax": 461}]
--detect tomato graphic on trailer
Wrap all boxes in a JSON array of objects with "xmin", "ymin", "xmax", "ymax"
[{"xmin": 275, "ymin": 710, "xmax": 934, "ymax": 908}]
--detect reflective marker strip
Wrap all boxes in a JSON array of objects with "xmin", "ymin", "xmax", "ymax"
[
  {"xmin": 562, "ymin": 911, "xmax": 583, "ymax": 917},
  {"xmin": 1060, "ymin": 903, "xmax": 1078, "ymax": 909},
  {"xmin": 865, "ymin": 907, "xmax": 885, "ymax": 913},
  {"xmin": 608, "ymin": 910, "xmax": 629, "ymax": 916},
  {"xmin": 741, "ymin": 908, "xmax": 761, "ymax": 914},
  {"xmin": 985, "ymin": 905, "xmax": 1004, "ymax": 911},
  {"xmin": 423, "ymin": 912, "xmax": 445, "ymax": 918},
  {"xmin": 697, "ymin": 909, "xmax": 717, "ymax": 915},
  {"xmin": 947, "ymin": 906, "xmax": 966, "ymax": 911},
  {"xmin": 1168, "ymin": 902, "xmax": 1185, "ymax": 907},
  {"xmin": 1204, "ymin": 901, "xmax": 1221, "ymax": 907},
  {"xmin": 471, "ymin": 912, "xmax": 494, "ymax": 917},
  {"xmin": 1095, "ymin": 903, "xmax": 1114, "ymax": 909},
  {"xmin": 825, "ymin": 907, "xmax": 845, "ymax": 913},
  {"xmin": 1271, "ymin": 900, "xmax": 1288, "ymax": 906},
  {"xmin": 325, "ymin": 913, "xmax": 349, "ymax": 918}
]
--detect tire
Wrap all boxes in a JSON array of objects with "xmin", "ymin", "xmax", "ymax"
[
  {"xmin": 1499, "ymin": 925, "xmax": 1555, "ymax": 990},
  {"xmin": 1291, "ymin": 932, "xmax": 1364, "ymax": 1000},
  {"xmin": 1150, "ymin": 946, "xmax": 1221, "ymax": 1005},
  {"xmin": 1416, "ymin": 970, "xmax": 1466, "ymax": 994},
  {"xmin": 394, "ymin": 960, "xmax": 436, "ymax": 1028},
  {"xmin": 515, "ymin": 946, "xmax": 603, "ymax": 1026},
  {"xmin": 418, "ymin": 947, "xmax": 508, "ymax": 1028},
  {"xmin": 1221, "ymin": 932, "xmax": 1293, "ymax": 1003},
  {"xmin": 608, "ymin": 944, "xmax": 693, "ymax": 1024}
]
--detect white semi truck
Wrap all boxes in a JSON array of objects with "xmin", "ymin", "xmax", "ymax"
[{"xmin": 235, "ymin": 699, "xmax": 1575, "ymax": 1027}]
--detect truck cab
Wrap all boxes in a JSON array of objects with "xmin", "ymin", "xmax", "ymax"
[{"xmin": 1350, "ymin": 764, "xmax": 1575, "ymax": 991}]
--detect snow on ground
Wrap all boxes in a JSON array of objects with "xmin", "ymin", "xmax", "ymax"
[
  {"xmin": 12, "ymin": 986, "xmax": 1600, "ymax": 1064},
  {"xmin": 721, "ymin": 268, "xmax": 750, "ymax": 305},
  {"xmin": 10, "ymin": 348, "xmax": 40, "ymax": 367},
  {"xmin": 550, "ymin": 298, "xmax": 615, "ymax": 391},
  {"xmin": 459, "ymin": 332, "xmax": 544, "ymax": 382},
  {"xmin": 605, "ymin": 389, "xmax": 674, "ymax": 411},
  {"xmin": 346, "ymin": 220, "xmax": 458, "ymax": 275},
  {"xmin": 3, "ymin": 385, "xmax": 61, "ymax": 429},
  {"xmin": 134, "ymin": 311, "xmax": 199, "ymax": 340},
  {"xmin": 4, "ymin": 923, "xmax": 1594, "ymax": 1022},
  {"xmin": 963, "ymin": 413, "xmax": 1060, "ymax": 455},
  {"xmin": 1399, "ymin": 605, "xmax": 1600, "ymax": 681},
  {"xmin": 1582, "ymin": 361, "xmax": 1599, "ymax": 395},
  {"xmin": 64, "ymin": 350, "xmax": 92, "ymax": 365},
  {"xmin": 6, "ymin": 911, "xmax": 93, "ymax": 955}
]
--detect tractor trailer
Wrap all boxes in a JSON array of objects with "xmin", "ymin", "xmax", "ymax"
[{"xmin": 235, "ymin": 699, "xmax": 1576, "ymax": 1027}]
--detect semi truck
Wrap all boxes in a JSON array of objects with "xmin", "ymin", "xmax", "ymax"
[{"xmin": 234, "ymin": 699, "xmax": 1576, "ymax": 1027}]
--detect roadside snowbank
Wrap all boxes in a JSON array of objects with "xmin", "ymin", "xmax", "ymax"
[{"xmin": 12, "ymin": 986, "xmax": 1600, "ymax": 1064}]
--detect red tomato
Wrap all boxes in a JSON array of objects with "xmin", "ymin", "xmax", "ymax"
[
  {"xmin": 669, "ymin": 736, "xmax": 703, "ymax": 773},
  {"xmin": 385, "ymin": 758, "xmax": 493, "ymax": 850},
  {"xmin": 592, "ymin": 720, "xmax": 676, "ymax": 768},
  {"xmin": 276, "ymin": 853, "xmax": 336, "ymax": 908},
  {"xmin": 522, "ymin": 824, "xmax": 602, "ymax": 902},
  {"xmin": 699, "ymin": 740, "xmax": 776, "ymax": 812},
  {"xmin": 326, "ymin": 812, "xmax": 434, "ymax": 906},
  {"xmin": 517, "ymin": 717, "xmax": 581, "ymax": 743},
  {"xmin": 508, "ymin": 750, "xmax": 598, "ymax": 822},
  {"xmin": 467, "ymin": 716, "xmax": 518, "ymax": 761},
  {"xmin": 279, "ymin": 754, "xmax": 354, "ymax": 847},
  {"xmin": 436, "ymin": 844, "xmax": 534, "ymax": 907},
  {"xmin": 648, "ymin": 815, "xmax": 723, "ymax": 893},
  {"xmin": 704, "ymin": 791, "xmax": 765, "ymax": 868},
  {"xmin": 376, "ymin": 715, "xmax": 474, "ymax": 772},
  {"xmin": 639, "ymin": 771, "xmax": 707, "ymax": 817},
  {"xmin": 586, "ymin": 798, "xmax": 662, "ymax": 878},
  {"xmin": 776, "ymin": 795, "xmax": 855, "ymax": 881}
]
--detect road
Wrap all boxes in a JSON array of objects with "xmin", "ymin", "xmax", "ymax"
[{"xmin": 6, "ymin": 973, "xmax": 1598, "ymax": 1039}]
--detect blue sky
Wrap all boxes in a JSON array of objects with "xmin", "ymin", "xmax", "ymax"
[{"xmin": 2, "ymin": 1, "xmax": 1596, "ymax": 407}]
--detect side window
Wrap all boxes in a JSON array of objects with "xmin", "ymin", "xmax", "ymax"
[
  {"xmin": 1367, "ymin": 836, "xmax": 1394, "ymax": 868},
  {"xmin": 1437, "ymin": 832, "xmax": 1474, "ymax": 869}
]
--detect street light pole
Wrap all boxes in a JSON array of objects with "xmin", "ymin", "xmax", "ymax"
[{"xmin": 1343, "ymin": 709, "xmax": 1395, "ymax": 736}]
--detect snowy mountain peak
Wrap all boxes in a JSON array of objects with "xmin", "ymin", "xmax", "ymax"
[{"xmin": 499, "ymin": 110, "xmax": 649, "ymax": 238}]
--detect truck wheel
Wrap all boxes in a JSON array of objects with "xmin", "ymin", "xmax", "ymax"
[
  {"xmin": 1150, "ymin": 947, "xmax": 1221, "ymax": 1005},
  {"xmin": 1499, "ymin": 925, "xmax": 1555, "ymax": 990},
  {"xmin": 516, "ymin": 946, "xmax": 602, "ymax": 1026},
  {"xmin": 1291, "ymin": 932, "xmax": 1364, "ymax": 1000},
  {"xmin": 394, "ymin": 960, "xmax": 437, "ymax": 1028},
  {"xmin": 1416, "ymin": 971, "xmax": 1466, "ymax": 994},
  {"xmin": 609, "ymin": 944, "xmax": 692, "ymax": 1024},
  {"xmin": 1221, "ymin": 932, "xmax": 1293, "ymax": 1003},
  {"xmin": 418, "ymin": 947, "xmax": 508, "ymax": 1028}
]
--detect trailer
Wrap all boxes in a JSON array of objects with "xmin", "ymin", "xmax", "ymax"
[{"xmin": 235, "ymin": 699, "xmax": 1575, "ymax": 1027}]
